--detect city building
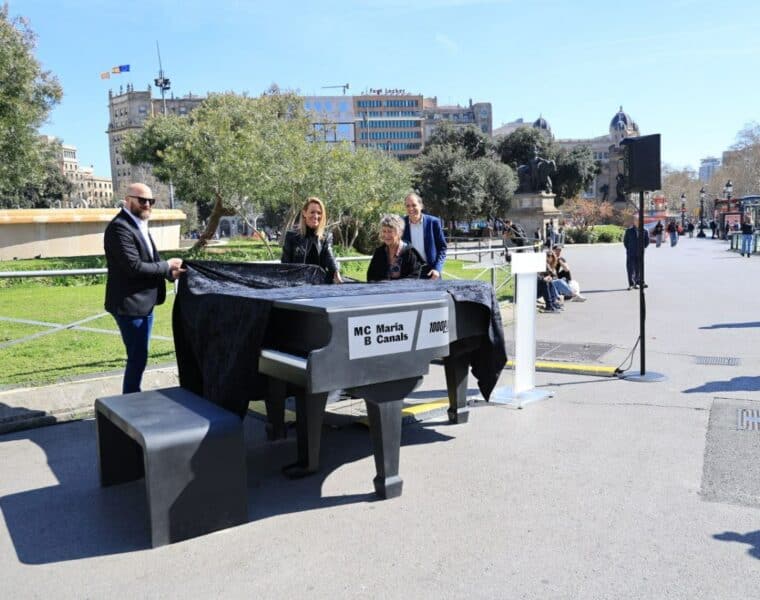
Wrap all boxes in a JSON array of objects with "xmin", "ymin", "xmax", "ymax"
[
  {"xmin": 40, "ymin": 136, "xmax": 114, "ymax": 207},
  {"xmin": 491, "ymin": 107, "xmax": 642, "ymax": 202},
  {"xmin": 307, "ymin": 91, "xmax": 492, "ymax": 157},
  {"xmin": 107, "ymin": 84, "xmax": 205, "ymax": 206},
  {"xmin": 421, "ymin": 97, "xmax": 492, "ymax": 142},
  {"xmin": 353, "ymin": 89, "xmax": 424, "ymax": 160},
  {"xmin": 303, "ymin": 95, "xmax": 356, "ymax": 148},
  {"xmin": 107, "ymin": 86, "xmax": 492, "ymax": 179},
  {"xmin": 492, "ymin": 116, "xmax": 552, "ymax": 140},
  {"xmin": 556, "ymin": 106, "xmax": 640, "ymax": 201},
  {"xmin": 699, "ymin": 157, "xmax": 720, "ymax": 182}
]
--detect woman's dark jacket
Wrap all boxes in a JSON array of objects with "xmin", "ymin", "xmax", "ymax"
[
  {"xmin": 366, "ymin": 244, "xmax": 426, "ymax": 282},
  {"xmin": 280, "ymin": 229, "xmax": 339, "ymax": 282}
]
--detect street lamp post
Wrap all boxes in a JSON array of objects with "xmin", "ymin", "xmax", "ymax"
[
  {"xmin": 722, "ymin": 179, "xmax": 734, "ymax": 239},
  {"xmin": 697, "ymin": 186, "xmax": 706, "ymax": 237},
  {"xmin": 680, "ymin": 193, "xmax": 686, "ymax": 229}
]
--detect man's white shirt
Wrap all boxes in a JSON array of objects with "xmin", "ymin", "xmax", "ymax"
[
  {"xmin": 122, "ymin": 208, "xmax": 153, "ymax": 254},
  {"xmin": 408, "ymin": 220, "xmax": 427, "ymax": 262}
]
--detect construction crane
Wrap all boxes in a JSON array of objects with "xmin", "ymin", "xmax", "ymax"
[{"xmin": 321, "ymin": 83, "xmax": 350, "ymax": 95}]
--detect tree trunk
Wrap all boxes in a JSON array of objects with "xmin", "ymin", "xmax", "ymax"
[
  {"xmin": 241, "ymin": 215, "xmax": 275, "ymax": 259},
  {"xmin": 193, "ymin": 192, "xmax": 226, "ymax": 250}
]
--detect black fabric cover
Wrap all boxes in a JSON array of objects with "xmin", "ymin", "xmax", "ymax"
[{"xmin": 173, "ymin": 260, "xmax": 507, "ymax": 418}]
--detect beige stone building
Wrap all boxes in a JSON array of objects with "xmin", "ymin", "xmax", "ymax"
[
  {"xmin": 422, "ymin": 97, "xmax": 492, "ymax": 141},
  {"xmin": 40, "ymin": 136, "xmax": 114, "ymax": 207},
  {"xmin": 493, "ymin": 107, "xmax": 641, "ymax": 202},
  {"xmin": 107, "ymin": 84, "xmax": 204, "ymax": 206},
  {"xmin": 556, "ymin": 107, "xmax": 640, "ymax": 202}
]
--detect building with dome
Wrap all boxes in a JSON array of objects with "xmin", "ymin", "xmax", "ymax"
[
  {"xmin": 494, "ymin": 107, "xmax": 642, "ymax": 202},
  {"xmin": 556, "ymin": 106, "xmax": 640, "ymax": 202},
  {"xmin": 493, "ymin": 116, "xmax": 553, "ymax": 139}
]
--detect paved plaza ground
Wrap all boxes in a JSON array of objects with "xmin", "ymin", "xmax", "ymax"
[{"xmin": 1, "ymin": 235, "xmax": 759, "ymax": 598}]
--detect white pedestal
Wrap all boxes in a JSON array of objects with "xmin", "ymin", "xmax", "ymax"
[{"xmin": 490, "ymin": 251, "xmax": 554, "ymax": 408}]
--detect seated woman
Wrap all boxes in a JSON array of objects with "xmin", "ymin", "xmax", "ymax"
[
  {"xmin": 536, "ymin": 256, "xmax": 563, "ymax": 313},
  {"xmin": 281, "ymin": 196, "xmax": 342, "ymax": 283},
  {"xmin": 367, "ymin": 214, "xmax": 426, "ymax": 282},
  {"xmin": 546, "ymin": 251, "xmax": 586, "ymax": 302},
  {"xmin": 551, "ymin": 245, "xmax": 586, "ymax": 301}
]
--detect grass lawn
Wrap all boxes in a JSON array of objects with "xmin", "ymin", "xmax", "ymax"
[
  {"xmin": 0, "ymin": 238, "xmax": 513, "ymax": 388},
  {"xmin": 0, "ymin": 283, "xmax": 177, "ymax": 387}
]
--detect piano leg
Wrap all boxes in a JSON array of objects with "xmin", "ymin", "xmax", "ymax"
[
  {"xmin": 443, "ymin": 354, "xmax": 470, "ymax": 424},
  {"xmin": 264, "ymin": 377, "xmax": 288, "ymax": 441},
  {"xmin": 282, "ymin": 391, "xmax": 328, "ymax": 479},
  {"xmin": 360, "ymin": 376, "xmax": 421, "ymax": 500}
]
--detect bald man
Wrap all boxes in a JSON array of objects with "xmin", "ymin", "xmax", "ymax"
[{"xmin": 104, "ymin": 183, "xmax": 185, "ymax": 393}]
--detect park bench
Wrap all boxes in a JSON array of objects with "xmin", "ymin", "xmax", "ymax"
[{"xmin": 95, "ymin": 386, "xmax": 248, "ymax": 547}]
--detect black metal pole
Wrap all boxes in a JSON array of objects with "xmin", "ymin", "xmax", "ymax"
[
  {"xmin": 697, "ymin": 197, "xmax": 706, "ymax": 237},
  {"xmin": 638, "ymin": 190, "xmax": 646, "ymax": 375}
]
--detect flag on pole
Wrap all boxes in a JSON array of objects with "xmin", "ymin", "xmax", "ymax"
[
  {"xmin": 119, "ymin": 64, "xmax": 130, "ymax": 72},
  {"xmin": 100, "ymin": 71, "xmax": 110, "ymax": 80},
  {"xmin": 111, "ymin": 66, "xmax": 121, "ymax": 74}
]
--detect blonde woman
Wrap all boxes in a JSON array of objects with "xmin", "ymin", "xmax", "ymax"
[{"xmin": 281, "ymin": 196, "xmax": 342, "ymax": 283}]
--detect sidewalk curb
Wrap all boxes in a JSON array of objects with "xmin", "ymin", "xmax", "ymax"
[
  {"xmin": 505, "ymin": 360, "xmax": 619, "ymax": 377},
  {"xmin": 0, "ymin": 366, "xmax": 179, "ymax": 434}
]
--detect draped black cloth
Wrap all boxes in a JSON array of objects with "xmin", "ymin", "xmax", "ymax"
[{"xmin": 173, "ymin": 261, "xmax": 507, "ymax": 418}]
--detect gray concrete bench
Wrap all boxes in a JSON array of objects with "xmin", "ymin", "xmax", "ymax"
[{"xmin": 95, "ymin": 387, "xmax": 248, "ymax": 547}]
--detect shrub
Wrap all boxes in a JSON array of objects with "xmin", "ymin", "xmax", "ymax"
[
  {"xmin": 565, "ymin": 227, "xmax": 596, "ymax": 244},
  {"xmin": 593, "ymin": 224, "xmax": 625, "ymax": 243}
]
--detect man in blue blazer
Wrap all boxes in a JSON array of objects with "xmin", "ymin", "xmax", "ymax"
[
  {"xmin": 402, "ymin": 193, "xmax": 447, "ymax": 279},
  {"xmin": 104, "ymin": 183, "xmax": 185, "ymax": 393}
]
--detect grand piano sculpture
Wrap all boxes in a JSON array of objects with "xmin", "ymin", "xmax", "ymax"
[{"xmin": 173, "ymin": 261, "xmax": 507, "ymax": 499}]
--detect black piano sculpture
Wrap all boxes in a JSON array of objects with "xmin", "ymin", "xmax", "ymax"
[{"xmin": 173, "ymin": 261, "xmax": 507, "ymax": 499}]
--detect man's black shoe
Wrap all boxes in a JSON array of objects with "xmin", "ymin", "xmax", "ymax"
[{"xmin": 641, "ymin": 283, "xmax": 648, "ymax": 288}]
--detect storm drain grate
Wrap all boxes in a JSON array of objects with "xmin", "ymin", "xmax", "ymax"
[
  {"xmin": 505, "ymin": 340, "xmax": 614, "ymax": 363},
  {"xmin": 694, "ymin": 356, "xmax": 741, "ymax": 367},
  {"xmin": 737, "ymin": 409, "xmax": 760, "ymax": 431}
]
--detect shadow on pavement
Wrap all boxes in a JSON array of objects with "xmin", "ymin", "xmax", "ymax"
[
  {"xmin": 700, "ymin": 321, "xmax": 760, "ymax": 330},
  {"xmin": 713, "ymin": 530, "xmax": 760, "ymax": 560},
  {"xmin": 0, "ymin": 415, "xmax": 454, "ymax": 564},
  {"xmin": 683, "ymin": 376, "xmax": 760, "ymax": 394}
]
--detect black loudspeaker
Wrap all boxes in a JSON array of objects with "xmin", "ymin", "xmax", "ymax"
[{"xmin": 620, "ymin": 134, "xmax": 661, "ymax": 192}]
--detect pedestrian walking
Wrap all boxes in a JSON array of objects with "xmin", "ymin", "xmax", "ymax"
[
  {"xmin": 667, "ymin": 220, "xmax": 678, "ymax": 247},
  {"xmin": 687, "ymin": 221, "xmax": 695, "ymax": 238},
  {"xmin": 740, "ymin": 215, "xmax": 754, "ymax": 257},
  {"xmin": 653, "ymin": 220, "xmax": 664, "ymax": 248}
]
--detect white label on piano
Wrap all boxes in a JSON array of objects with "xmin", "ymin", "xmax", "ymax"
[
  {"xmin": 347, "ymin": 311, "xmax": 417, "ymax": 359},
  {"xmin": 415, "ymin": 307, "xmax": 450, "ymax": 350}
]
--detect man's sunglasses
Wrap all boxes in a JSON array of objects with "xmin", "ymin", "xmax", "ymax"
[{"xmin": 129, "ymin": 195, "xmax": 156, "ymax": 206}]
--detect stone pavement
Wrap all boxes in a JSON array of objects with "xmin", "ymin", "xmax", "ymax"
[{"xmin": 1, "ymin": 235, "xmax": 759, "ymax": 598}]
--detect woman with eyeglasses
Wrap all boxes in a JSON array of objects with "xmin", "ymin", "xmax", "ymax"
[
  {"xmin": 366, "ymin": 214, "xmax": 426, "ymax": 282},
  {"xmin": 281, "ymin": 196, "xmax": 342, "ymax": 283}
]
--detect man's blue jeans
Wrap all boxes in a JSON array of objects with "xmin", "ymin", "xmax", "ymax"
[
  {"xmin": 114, "ymin": 313, "xmax": 153, "ymax": 394},
  {"xmin": 741, "ymin": 233, "xmax": 753, "ymax": 255}
]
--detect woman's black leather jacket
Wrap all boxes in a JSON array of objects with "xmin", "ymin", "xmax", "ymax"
[{"xmin": 280, "ymin": 228, "xmax": 339, "ymax": 282}]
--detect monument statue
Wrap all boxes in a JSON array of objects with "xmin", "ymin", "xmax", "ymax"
[
  {"xmin": 615, "ymin": 173, "xmax": 626, "ymax": 202},
  {"xmin": 517, "ymin": 147, "xmax": 556, "ymax": 194}
]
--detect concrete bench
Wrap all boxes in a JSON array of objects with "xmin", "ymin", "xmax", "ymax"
[{"xmin": 95, "ymin": 386, "xmax": 248, "ymax": 547}]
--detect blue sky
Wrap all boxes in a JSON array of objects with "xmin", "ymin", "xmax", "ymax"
[{"xmin": 13, "ymin": 0, "xmax": 760, "ymax": 178}]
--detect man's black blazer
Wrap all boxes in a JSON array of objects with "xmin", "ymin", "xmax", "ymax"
[{"xmin": 104, "ymin": 209, "xmax": 171, "ymax": 316}]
